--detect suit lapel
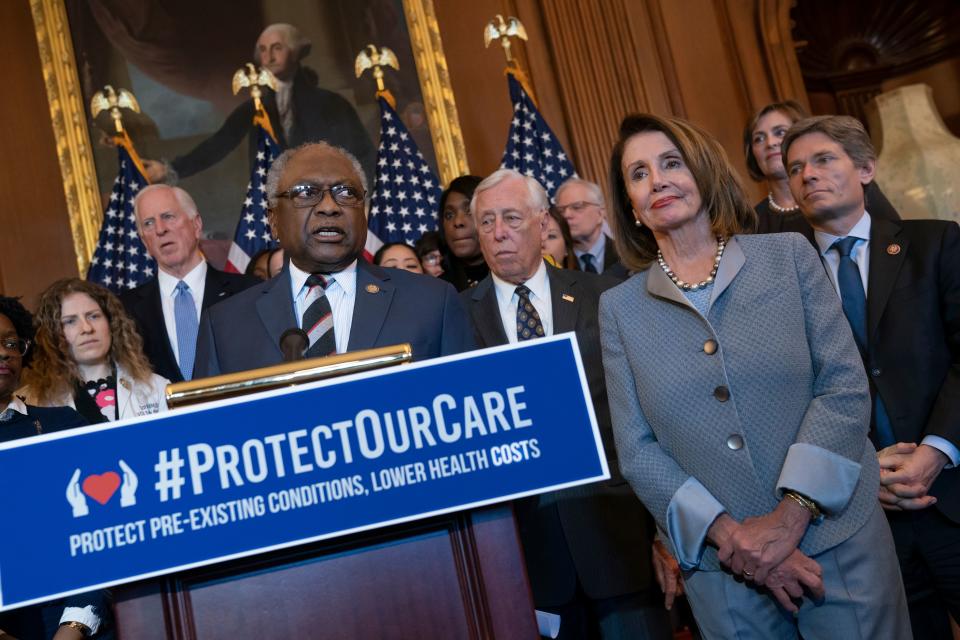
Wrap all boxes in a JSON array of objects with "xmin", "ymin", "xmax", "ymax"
[
  {"xmin": 548, "ymin": 266, "xmax": 580, "ymax": 334},
  {"xmin": 867, "ymin": 218, "xmax": 907, "ymax": 342},
  {"xmin": 201, "ymin": 266, "xmax": 229, "ymax": 310},
  {"xmin": 256, "ymin": 270, "xmax": 299, "ymax": 351},
  {"xmin": 603, "ymin": 235, "xmax": 619, "ymax": 271},
  {"xmin": 347, "ymin": 262, "xmax": 395, "ymax": 351},
  {"xmin": 470, "ymin": 277, "xmax": 509, "ymax": 346},
  {"xmin": 142, "ymin": 279, "xmax": 179, "ymax": 369}
]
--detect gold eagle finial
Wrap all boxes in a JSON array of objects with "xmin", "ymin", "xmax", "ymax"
[
  {"xmin": 483, "ymin": 14, "xmax": 528, "ymax": 66},
  {"xmin": 355, "ymin": 45, "xmax": 400, "ymax": 94},
  {"xmin": 232, "ymin": 63, "xmax": 277, "ymax": 112},
  {"xmin": 90, "ymin": 85, "xmax": 141, "ymax": 134}
]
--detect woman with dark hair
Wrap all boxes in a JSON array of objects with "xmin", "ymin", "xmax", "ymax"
[
  {"xmin": 372, "ymin": 242, "xmax": 423, "ymax": 274},
  {"xmin": 414, "ymin": 231, "xmax": 445, "ymax": 278},
  {"xmin": 601, "ymin": 113, "xmax": 909, "ymax": 637},
  {"xmin": 246, "ymin": 247, "xmax": 285, "ymax": 281},
  {"xmin": 542, "ymin": 206, "xmax": 579, "ymax": 269},
  {"xmin": 21, "ymin": 279, "xmax": 167, "ymax": 423},
  {"xmin": 437, "ymin": 175, "xmax": 489, "ymax": 290},
  {"xmin": 0, "ymin": 295, "xmax": 113, "ymax": 639}
]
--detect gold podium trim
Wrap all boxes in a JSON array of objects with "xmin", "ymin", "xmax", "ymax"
[{"xmin": 166, "ymin": 344, "xmax": 413, "ymax": 409}]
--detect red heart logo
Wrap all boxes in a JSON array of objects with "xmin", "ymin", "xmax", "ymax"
[{"xmin": 82, "ymin": 472, "xmax": 121, "ymax": 505}]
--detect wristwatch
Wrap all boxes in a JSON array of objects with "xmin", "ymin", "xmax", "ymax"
[{"xmin": 783, "ymin": 490, "xmax": 824, "ymax": 524}]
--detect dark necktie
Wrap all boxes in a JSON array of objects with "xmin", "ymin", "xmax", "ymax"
[
  {"xmin": 832, "ymin": 237, "xmax": 866, "ymax": 354},
  {"xmin": 303, "ymin": 275, "xmax": 337, "ymax": 358},
  {"xmin": 832, "ymin": 237, "xmax": 894, "ymax": 447},
  {"xmin": 581, "ymin": 253, "xmax": 598, "ymax": 273},
  {"xmin": 515, "ymin": 285, "xmax": 545, "ymax": 341}
]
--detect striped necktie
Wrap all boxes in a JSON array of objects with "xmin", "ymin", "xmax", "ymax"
[{"xmin": 303, "ymin": 275, "xmax": 337, "ymax": 358}]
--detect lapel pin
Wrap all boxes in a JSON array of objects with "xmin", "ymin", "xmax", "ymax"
[
  {"xmin": 887, "ymin": 243, "xmax": 901, "ymax": 255},
  {"xmin": 219, "ymin": 291, "xmax": 227, "ymax": 297},
  {"xmin": 366, "ymin": 284, "xmax": 380, "ymax": 294},
  {"xmin": 562, "ymin": 294, "xmax": 575, "ymax": 302}
]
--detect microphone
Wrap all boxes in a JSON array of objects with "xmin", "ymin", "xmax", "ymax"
[{"xmin": 279, "ymin": 328, "xmax": 309, "ymax": 362}]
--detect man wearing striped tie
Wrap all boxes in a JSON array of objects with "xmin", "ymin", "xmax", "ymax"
[
  {"xmin": 784, "ymin": 114, "xmax": 960, "ymax": 640},
  {"xmin": 194, "ymin": 142, "xmax": 474, "ymax": 377}
]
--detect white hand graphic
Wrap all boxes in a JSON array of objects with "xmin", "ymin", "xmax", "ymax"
[
  {"xmin": 119, "ymin": 459, "xmax": 138, "ymax": 507},
  {"xmin": 67, "ymin": 468, "xmax": 89, "ymax": 517}
]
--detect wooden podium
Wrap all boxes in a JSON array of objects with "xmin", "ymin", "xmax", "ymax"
[{"xmin": 112, "ymin": 348, "xmax": 539, "ymax": 639}]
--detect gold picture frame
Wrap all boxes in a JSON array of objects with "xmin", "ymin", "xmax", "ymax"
[{"xmin": 30, "ymin": 0, "xmax": 469, "ymax": 276}]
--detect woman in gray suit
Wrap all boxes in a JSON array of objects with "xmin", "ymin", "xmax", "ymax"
[{"xmin": 600, "ymin": 113, "xmax": 910, "ymax": 638}]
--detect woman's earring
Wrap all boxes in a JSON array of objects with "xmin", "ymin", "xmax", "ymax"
[{"xmin": 634, "ymin": 218, "xmax": 643, "ymax": 228}]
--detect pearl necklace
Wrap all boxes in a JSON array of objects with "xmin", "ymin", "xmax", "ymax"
[
  {"xmin": 767, "ymin": 192, "xmax": 800, "ymax": 214},
  {"xmin": 657, "ymin": 237, "xmax": 726, "ymax": 291}
]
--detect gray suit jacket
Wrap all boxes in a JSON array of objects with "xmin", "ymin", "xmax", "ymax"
[
  {"xmin": 600, "ymin": 233, "xmax": 878, "ymax": 571},
  {"xmin": 194, "ymin": 260, "xmax": 475, "ymax": 376}
]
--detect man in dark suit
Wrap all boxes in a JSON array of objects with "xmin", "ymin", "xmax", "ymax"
[
  {"xmin": 462, "ymin": 169, "xmax": 669, "ymax": 640},
  {"xmin": 553, "ymin": 178, "xmax": 626, "ymax": 279},
  {"xmin": 121, "ymin": 185, "xmax": 256, "ymax": 382},
  {"xmin": 194, "ymin": 142, "xmax": 473, "ymax": 376},
  {"xmin": 784, "ymin": 115, "xmax": 960, "ymax": 639}
]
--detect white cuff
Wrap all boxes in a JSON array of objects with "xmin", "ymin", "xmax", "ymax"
[
  {"xmin": 666, "ymin": 477, "xmax": 726, "ymax": 570},
  {"xmin": 777, "ymin": 442, "xmax": 861, "ymax": 514},
  {"xmin": 60, "ymin": 605, "xmax": 101, "ymax": 634},
  {"xmin": 922, "ymin": 435, "xmax": 960, "ymax": 469}
]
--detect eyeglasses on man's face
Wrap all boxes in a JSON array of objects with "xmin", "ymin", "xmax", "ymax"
[
  {"xmin": 0, "ymin": 337, "xmax": 29, "ymax": 357},
  {"xmin": 553, "ymin": 200, "xmax": 601, "ymax": 216},
  {"xmin": 275, "ymin": 183, "xmax": 365, "ymax": 209}
]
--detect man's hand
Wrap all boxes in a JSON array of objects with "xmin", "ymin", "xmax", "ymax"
[
  {"xmin": 762, "ymin": 549, "xmax": 824, "ymax": 614},
  {"xmin": 651, "ymin": 539, "xmax": 684, "ymax": 610},
  {"xmin": 717, "ymin": 498, "xmax": 810, "ymax": 584},
  {"xmin": 880, "ymin": 442, "xmax": 946, "ymax": 510},
  {"xmin": 142, "ymin": 159, "xmax": 168, "ymax": 183}
]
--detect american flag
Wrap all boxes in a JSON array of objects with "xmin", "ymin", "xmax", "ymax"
[
  {"xmin": 364, "ymin": 96, "xmax": 441, "ymax": 258},
  {"xmin": 87, "ymin": 131, "xmax": 155, "ymax": 293},
  {"xmin": 225, "ymin": 113, "xmax": 280, "ymax": 273},
  {"xmin": 500, "ymin": 71, "xmax": 577, "ymax": 198}
]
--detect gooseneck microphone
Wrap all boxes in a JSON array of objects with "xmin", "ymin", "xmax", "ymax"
[{"xmin": 279, "ymin": 328, "xmax": 309, "ymax": 362}]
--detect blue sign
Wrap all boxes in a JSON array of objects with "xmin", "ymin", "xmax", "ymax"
[{"xmin": 0, "ymin": 335, "xmax": 608, "ymax": 610}]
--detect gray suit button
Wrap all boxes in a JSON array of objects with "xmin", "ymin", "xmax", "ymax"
[
  {"xmin": 726, "ymin": 435, "xmax": 744, "ymax": 450},
  {"xmin": 871, "ymin": 368, "xmax": 882, "ymax": 377},
  {"xmin": 714, "ymin": 386, "xmax": 730, "ymax": 402},
  {"xmin": 703, "ymin": 339, "xmax": 718, "ymax": 355}
]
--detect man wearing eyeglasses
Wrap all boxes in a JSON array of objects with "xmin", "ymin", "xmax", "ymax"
[
  {"xmin": 461, "ymin": 170, "xmax": 669, "ymax": 640},
  {"xmin": 194, "ymin": 142, "xmax": 474, "ymax": 376},
  {"xmin": 553, "ymin": 179, "xmax": 625, "ymax": 278},
  {"xmin": 121, "ymin": 185, "xmax": 257, "ymax": 383}
]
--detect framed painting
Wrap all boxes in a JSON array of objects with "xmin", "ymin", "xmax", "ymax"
[{"xmin": 31, "ymin": 0, "xmax": 468, "ymax": 275}]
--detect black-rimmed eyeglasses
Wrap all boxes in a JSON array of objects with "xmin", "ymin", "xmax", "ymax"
[
  {"xmin": 275, "ymin": 183, "xmax": 365, "ymax": 208},
  {"xmin": 0, "ymin": 338, "xmax": 30, "ymax": 357}
]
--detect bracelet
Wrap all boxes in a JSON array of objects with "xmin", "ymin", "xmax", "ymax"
[
  {"xmin": 59, "ymin": 621, "xmax": 92, "ymax": 637},
  {"xmin": 783, "ymin": 490, "xmax": 824, "ymax": 524}
]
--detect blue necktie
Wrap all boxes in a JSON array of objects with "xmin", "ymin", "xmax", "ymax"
[
  {"xmin": 174, "ymin": 281, "xmax": 198, "ymax": 381},
  {"xmin": 581, "ymin": 253, "xmax": 598, "ymax": 273},
  {"xmin": 832, "ymin": 237, "xmax": 866, "ymax": 353},
  {"xmin": 832, "ymin": 237, "xmax": 895, "ymax": 447}
]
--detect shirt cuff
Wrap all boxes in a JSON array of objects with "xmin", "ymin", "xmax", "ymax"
[
  {"xmin": 60, "ymin": 605, "xmax": 101, "ymax": 634},
  {"xmin": 922, "ymin": 435, "xmax": 959, "ymax": 469},
  {"xmin": 777, "ymin": 442, "xmax": 861, "ymax": 514},
  {"xmin": 666, "ymin": 477, "xmax": 726, "ymax": 570}
]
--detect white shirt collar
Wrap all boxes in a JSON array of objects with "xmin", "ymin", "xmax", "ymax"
[
  {"xmin": 491, "ymin": 259, "xmax": 550, "ymax": 304},
  {"xmin": 289, "ymin": 259, "xmax": 359, "ymax": 299},
  {"xmin": 0, "ymin": 396, "xmax": 28, "ymax": 421},
  {"xmin": 158, "ymin": 259, "xmax": 207, "ymax": 298},
  {"xmin": 814, "ymin": 210, "xmax": 872, "ymax": 256}
]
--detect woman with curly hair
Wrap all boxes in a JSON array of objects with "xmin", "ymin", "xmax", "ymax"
[{"xmin": 21, "ymin": 279, "xmax": 168, "ymax": 423}]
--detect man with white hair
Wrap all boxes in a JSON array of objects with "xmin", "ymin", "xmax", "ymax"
[
  {"xmin": 553, "ymin": 178, "xmax": 625, "ymax": 277},
  {"xmin": 461, "ymin": 169, "xmax": 669, "ymax": 640},
  {"xmin": 143, "ymin": 23, "xmax": 375, "ymax": 184},
  {"xmin": 121, "ymin": 184, "xmax": 256, "ymax": 382}
]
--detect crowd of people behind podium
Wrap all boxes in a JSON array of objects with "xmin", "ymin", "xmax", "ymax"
[{"xmin": 0, "ymin": 97, "xmax": 957, "ymax": 640}]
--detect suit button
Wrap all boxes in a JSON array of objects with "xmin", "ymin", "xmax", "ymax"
[
  {"xmin": 726, "ymin": 435, "xmax": 744, "ymax": 450},
  {"xmin": 714, "ymin": 386, "xmax": 730, "ymax": 402},
  {"xmin": 871, "ymin": 368, "xmax": 882, "ymax": 377},
  {"xmin": 703, "ymin": 339, "xmax": 718, "ymax": 355}
]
